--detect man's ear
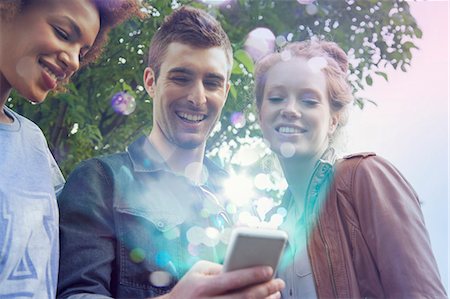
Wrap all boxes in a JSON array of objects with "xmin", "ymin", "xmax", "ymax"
[{"xmin": 143, "ymin": 67, "xmax": 156, "ymax": 98}]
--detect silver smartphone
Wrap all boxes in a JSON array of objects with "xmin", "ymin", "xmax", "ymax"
[{"xmin": 222, "ymin": 227, "xmax": 288, "ymax": 275}]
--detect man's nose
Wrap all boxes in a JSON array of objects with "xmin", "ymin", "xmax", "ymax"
[{"xmin": 188, "ymin": 81, "xmax": 207, "ymax": 106}]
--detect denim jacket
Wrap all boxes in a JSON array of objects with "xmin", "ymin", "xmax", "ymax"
[{"xmin": 57, "ymin": 136, "xmax": 230, "ymax": 299}]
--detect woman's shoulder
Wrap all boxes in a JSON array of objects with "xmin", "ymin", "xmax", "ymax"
[
  {"xmin": 334, "ymin": 152, "xmax": 409, "ymax": 189},
  {"xmin": 4, "ymin": 106, "xmax": 44, "ymax": 135}
]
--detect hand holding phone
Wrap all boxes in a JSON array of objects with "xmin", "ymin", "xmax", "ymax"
[{"xmin": 223, "ymin": 227, "xmax": 288, "ymax": 275}]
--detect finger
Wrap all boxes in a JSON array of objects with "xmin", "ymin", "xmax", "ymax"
[
  {"xmin": 207, "ymin": 266, "xmax": 274, "ymax": 294},
  {"xmin": 215, "ymin": 278, "xmax": 284, "ymax": 299},
  {"xmin": 189, "ymin": 260, "xmax": 222, "ymax": 275},
  {"xmin": 244, "ymin": 278, "xmax": 285, "ymax": 298}
]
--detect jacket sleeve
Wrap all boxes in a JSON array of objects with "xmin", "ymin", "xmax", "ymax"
[
  {"xmin": 350, "ymin": 155, "xmax": 447, "ymax": 298},
  {"xmin": 57, "ymin": 159, "xmax": 116, "ymax": 299}
]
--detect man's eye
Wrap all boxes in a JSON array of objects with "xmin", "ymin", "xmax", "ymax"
[
  {"xmin": 53, "ymin": 26, "xmax": 69, "ymax": 40},
  {"xmin": 171, "ymin": 77, "xmax": 189, "ymax": 84},
  {"xmin": 204, "ymin": 80, "xmax": 222, "ymax": 89}
]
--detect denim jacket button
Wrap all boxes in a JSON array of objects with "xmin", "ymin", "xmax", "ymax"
[{"xmin": 156, "ymin": 221, "xmax": 166, "ymax": 229}]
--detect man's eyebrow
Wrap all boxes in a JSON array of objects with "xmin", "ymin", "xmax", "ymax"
[
  {"xmin": 168, "ymin": 67, "xmax": 195, "ymax": 76},
  {"xmin": 205, "ymin": 72, "xmax": 225, "ymax": 82}
]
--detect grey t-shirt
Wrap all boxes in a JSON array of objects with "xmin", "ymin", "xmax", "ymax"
[{"xmin": 0, "ymin": 107, "xmax": 64, "ymax": 299}]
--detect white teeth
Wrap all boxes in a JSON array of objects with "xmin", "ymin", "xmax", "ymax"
[
  {"xmin": 178, "ymin": 112, "xmax": 205, "ymax": 122},
  {"xmin": 39, "ymin": 62, "xmax": 64, "ymax": 80},
  {"xmin": 279, "ymin": 126, "xmax": 302, "ymax": 134}
]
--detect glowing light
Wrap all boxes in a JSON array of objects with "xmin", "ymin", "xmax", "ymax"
[
  {"xmin": 226, "ymin": 203, "xmax": 237, "ymax": 214},
  {"xmin": 306, "ymin": 3, "xmax": 318, "ymax": 15},
  {"xmin": 204, "ymin": 227, "xmax": 220, "ymax": 247},
  {"xmin": 188, "ymin": 243, "xmax": 199, "ymax": 256},
  {"xmin": 277, "ymin": 207, "xmax": 288, "ymax": 217},
  {"xmin": 232, "ymin": 146, "xmax": 260, "ymax": 166},
  {"xmin": 184, "ymin": 162, "xmax": 209, "ymax": 185},
  {"xmin": 280, "ymin": 142, "xmax": 296, "ymax": 158},
  {"xmin": 111, "ymin": 91, "xmax": 136, "ymax": 115},
  {"xmin": 230, "ymin": 111, "xmax": 246, "ymax": 128},
  {"xmin": 201, "ymin": 0, "xmax": 231, "ymax": 6},
  {"xmin": 254, "ymin": 173, "xmax": 271, "ymax": 190},
  {"xmin": 155, "ymin": 251, "xmax": 171, "ymax": 268},
  {"xmin": 129, "ymin": 248, "xmax": 145, "ymax": 263},
  {"xmin": 255, "ymin": 197, "xmax": 275, "ymax": 220},
  {"xmin": 280, "ymin": 50, "xmax": 292, "ymax": 62},
  {"xmin": 187, "ymin": 226, "xmax": 205, "ymax": 245},
  {"xmin": 297, "ymin": 0, "xmax": 315, "ymax": 4},
  {"xmin": 307, "ymin": 56, "xmax": 328, "ymax": 73},
  {"xmin": 244, "ymin": 27, "xmax": 275, "ymax": 62},
  {"xmin": 149, "ymin": 271, "xmax": 172, "ymax": 287},
  {"xmin": 163, "ymin": 227, "xmax": 180, "ymax": 240},
  {"xmin": 275, "ymin": 35, "xmax": 287, "ymax": 48},
  {"xmin": 238, "ymin": 211, "xmax": 260, "ymax": 227},
  {"xmin": 223, "ymin": 174, "xmax": 255, "ymax": 206},
  {"xmin": 269, "ymin": 213, "xmax": 284, "ymax": 228}
]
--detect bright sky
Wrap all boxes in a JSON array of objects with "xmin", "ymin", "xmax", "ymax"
[{"xmin": 345, "ymin": 0, "xmax": 449, "ymax": 291}]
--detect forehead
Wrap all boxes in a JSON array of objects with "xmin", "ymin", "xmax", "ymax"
[
  {"xmin": 265, "ymin": 57, "xmax": 327, "ymax": 92},
  {"xmin": 26, "ymin": 0, "xmax": 100, "ymax": 45},
  {"xmin": 160, "ymin": 42, "xmax": 230, "ymax": 77}
]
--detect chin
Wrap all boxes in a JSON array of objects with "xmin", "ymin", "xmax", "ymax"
[{"xmin": 23, "ymin": 91, "xmax": 48, "ymax": 104}]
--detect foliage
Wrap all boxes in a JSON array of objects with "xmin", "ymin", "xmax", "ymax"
[{"xmin": 7, "ymin": 0, "xmax": 422, "ymax": 176}]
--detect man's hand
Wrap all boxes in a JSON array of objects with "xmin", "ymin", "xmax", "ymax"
[{"xmin": 156, "ymin": 260, "xmax": 285, "ymax": 299}]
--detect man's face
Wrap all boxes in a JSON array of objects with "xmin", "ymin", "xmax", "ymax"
[{"xmin": 144, "ymin": 42, "xmax": 230, "ymax": 150}]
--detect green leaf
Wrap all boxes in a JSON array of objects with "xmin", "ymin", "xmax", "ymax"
[
  {"xmin": 234, "ymin": 49, "xmax": 254, "ymax": 73},
  {"xmin": 365, "ymin": 75, "xmax": 373, "ymax": 86},
  {"xmin": 375, "ymin": 71, "xmax": 388, "ymax": 82}
]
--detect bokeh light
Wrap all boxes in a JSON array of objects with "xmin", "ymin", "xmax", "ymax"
[
  {"xmin": 129, "ymin": 247, "xmax": 146, "ymax": 263},
  {"xmin": 307, "ymin": 56, "xmax": 328, "ymax": 73},
  {"xmin": 230, "ymin": 111, "xmax": 246, "ymax": 129},
  {"xmin": 275, "ymin": 35, "xmax": 287, "ymax": 48},
  {"xmin": 111, "ymin": 91, "xmax": 136, "ymax": 115},
  {"xmin": 280, "ymin": 142, "xmax": 296, "ymax": 158},
  {"xmin": 149, "ymin": 271, "xmax": 172, "ymax": 287},
  {"xmin": 223, "ymin": 174, "xmax": 254, "ymax": 207},
  {"xmin": 244, "ymin": 27, "xmax": 275, "ymax": 62}
]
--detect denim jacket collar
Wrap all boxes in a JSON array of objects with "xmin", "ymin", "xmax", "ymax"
[{"xmin": 126, "ymin": 136, "xmax": 228, "ymax": 191}]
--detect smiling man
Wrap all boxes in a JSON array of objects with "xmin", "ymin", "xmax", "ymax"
[{"xmin": 57, "ymin": 6, "xmax": 284, "ymax": 299}]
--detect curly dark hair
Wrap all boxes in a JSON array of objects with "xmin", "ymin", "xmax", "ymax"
[{"xmin": 0, "ymin": 0, "xmax": 145, "ymax": 66}]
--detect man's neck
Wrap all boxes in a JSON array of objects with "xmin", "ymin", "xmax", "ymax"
[{"xmin": 148, "ymin": 132, "xmax": 206, "ymax": 184}]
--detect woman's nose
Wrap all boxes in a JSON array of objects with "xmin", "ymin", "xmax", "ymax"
[
  {"xmin": 58, "ymin": 50, "xmax": 80, "ymax": 74},
  {"xmin": 280, "ymin": 100, "xmax": 301, "ymax": 119}
]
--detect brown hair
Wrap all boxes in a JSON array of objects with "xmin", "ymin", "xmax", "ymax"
[
  {"xmin": 147, "ymin": 6, "xmax": 233, "ymax": 81},
  {"xmin": 254, "ymin": 40, "xmax": 353, "ymax": 128},
  {"xmin": 0, "ymin": 0, "xmax": 145, "ymax": 66}
]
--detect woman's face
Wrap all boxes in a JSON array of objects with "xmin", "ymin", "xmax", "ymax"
[
  {"xmin": 0, "ymin": 0, "xmax": 100, "ymax": 103},
  {"xmin": 258, "ymin": 57, "xmax": 338, "ymax": 160}
]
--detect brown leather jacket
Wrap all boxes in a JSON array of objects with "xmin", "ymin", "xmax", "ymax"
[{"xmin": 281, "ymin": 152, "xmax": 447, "ymax": 298}]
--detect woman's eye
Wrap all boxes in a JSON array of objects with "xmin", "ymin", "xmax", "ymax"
[
  {"xmin": 268, "ymin": 97, "xmax": 284, "ymax": 103},
  {"xmin": 301, "ymin": 98, "xmax": 320, "ymax": 106},
  {"xmin": 53, "ymin": 26, "xmax": 69, "ymax": 40}
]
